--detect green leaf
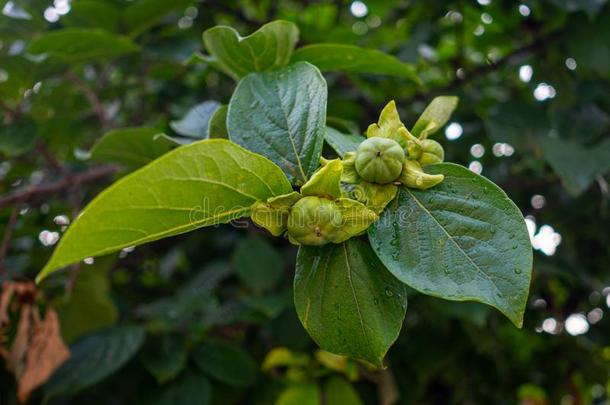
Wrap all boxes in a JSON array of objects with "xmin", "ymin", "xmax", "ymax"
[
  {"xmin": 37, "ymin": 139, "xmax": 292, "ymax": 282},
  {"xmin": 207, "ymin": 105, "xmax": 229, "ymax": 139},
  {"xmin": 45, "ymin": 325, "xmax": 145, "ymax": 398},
  {"xmin": 141, "ymin": 335, "xmax": 187, "ymax": 383},
  {"xmin": 368, "ymin": 163, "xmax": 532, "ymax": 327},
  {"xmin": 262, "ymin": 347, "xmax": 310, "ymax": 371},
  {"xmin": 245, "ymin": 290, "xmax": 293, "ymax": 318},
  {"xmin": 232, "ymin": 236, "xmax": 284, "ymax": 292},
  {"xmin": 325, "ymin": 127, "xmax": 364, "ymax": 158},
  {"xmin": 294, "ymin": 239, "xmax": 407, "ymax": 367},
  {"xmin": 331, "ymin": 199, "xmax": 379, "ymax": 243},
  {"xmin": 202, "ymin": 20, "xmax": 299, "ymax": 80},
  {"xmin": 292, "ymin": 44, "xmax": 418, "ymax": 81},
  {"xmin": 150, "ymin": 370, "xmax": 211, "ymax": 405},
  {"xmin": 365, "ymin": 100, "xmax": 416, "ymax": 150},
  {"xmin": 90, "ymin": 127, "xmax": 175, "ymax": 169},
  {"xmin": 301, "ymin": 159, "xmax": 343, "ymax": 199},
  {"xmin": 62, "ymin": 1, "xmax": 121, "ymax": 31},
  {"xmin": 56, "ymin": 257, "xmax": 118, "ymax": 343},
  {"xmin": 192, "ymin": 341, "xmax": 258, "ymax": 387},
  {"xmin": 170, "ymin": 101, "xmax": 221, "ymax": 139},
  {"xmin": 227, "ymin": 62, "xmax": 327, "ymax": 185},
  {"xmin": 566, "ymin": 10, "xmax": 610, "ymax": 74},
  {"xmin": 411, "ymin": 96, "xmax": 459, "ymax": 138},
  {"xmin": 484, "ymin": 101, "xmax": 548, "ymax": 149},
  {"xmin": 0, "ymin": 117, "xmax": 37, "ymax": 156},
  {"xmin": 324, "ymin": 377, "xmax": 362, "ymax": 405},
  {"xmin": 28, "ymin": 29, "xmax": 139, "ymax": 62},
  {"xmin": 541, "ymin": 137, "xmax": 610, "ymax": 196},
  {"xmin": 276, "ymin": 383, "xmax": 320, "ymax": 405},
  {"xmin": 123, "ymin": 0, "xmax": 193, "ymax": 37},
  {"xmin": 250, "ymin": 192, "xmax": 302, "ymax": 237}
]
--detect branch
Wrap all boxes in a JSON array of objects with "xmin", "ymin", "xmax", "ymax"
[
  {"xmin": 406, "ymin": 28, "xmax": 564, "ymax": 102},
  {"xmin": 0, "ymin": 207, "xmax": 19, "ymax": 275},
  {"xmin": 35, "ymin": 140, "xmax": 65, "ymax": 173},
  {"xmin": 0, "ymin": 165, "xmax": 118, "ymax": 211},
  {"xmin": 66, "ymin": 71, "xmax": 110, "ymax": 128}
]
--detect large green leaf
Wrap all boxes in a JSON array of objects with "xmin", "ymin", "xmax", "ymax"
[
  {"xmin": 276, "ymin": 384, "xmax": 320, "ymax": 405},
  {"xmin": 123, "ymin": 0, "xmax": 193, "ymax": 37},
  {"xmin": 294, "ymin": 238, "xmax": 407, "ymax": 367},
  {"xmin": 541, "ymin": 137, "xmax": 610, "ymax": 196},
  {"xmin": 192, "ymin": 341, "xmax": 258, "ymax": 387},
  {"xmin": 368, "ymin": 163, "xmax": 532, "ymax": 327},
  {"xmin": 292, "ymin": 44, "xmax": 418, "ymax": 81},
  {"xmin": 28, "ymin": 29, "xmax": 139, "ymax": 62},
  {"xmin": 90, "ymin": 127, "xmax": 175, "ymax": 169},
  {"xmin": 141, "ymin": 335, "xmax": 187, "ymax": 383},
  {"xmin": 232, "ymin": 236, "xmax": 284, "ymax": 292},
  {"xmin": 45, "ymin": 325, "xmax": 145, "ymax": 398},
  {"xmin": 411, "ymin": 96, "xmax": 459, "ymax": 137},
  {"xmin": 202, "ymin": 20, "xmax": 299, "ymax": 80},
  {"xmin": 324, "ymin": 376, "xmax": 362, "ymax": 405},
  {"xmin": 56, "ymin": 257, "xmax": 118, "ymax": 343},
  {"xmin": 324, "ymin": 127, "xmax": 364, "ymax": 158},
  {"xmin": 227, "ymin": 62, "xmax": 327, "ymax": 185},
  {"xmin": 62, "ymin": 1, "xmax": 121, "ymax": 31},
  {"xmin": 150, "ymin": 370, "xmax": 211, "ymax": 405},
  {"xmin": 37, "ymin": 139, "xmax": 292, "ymax": 282}
]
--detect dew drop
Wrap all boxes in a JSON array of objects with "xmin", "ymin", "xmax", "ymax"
[
  {"xmin": 384, "ymin": 288, "xmax": 394, "ymax": 297},
  {"xmin": 514, "ymin": 268, "xmax": 522, "ymax": 274}
]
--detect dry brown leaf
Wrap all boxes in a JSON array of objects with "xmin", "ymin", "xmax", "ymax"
[
  {"xmin": 0, "ymin": 282, "xmax": 70, "ymax": 402},
  {"xmin": 17, "ymin": 308, "xmax": 70, "ymax": 403},
  {"xmin": 0, "ymin": 282, "xmax": 18, "ymax": 325},
  {"xmin": 6, "ymin": 304, "xmax": 32, "ymax": 375},
  {"xmin": 0, "ymin": 282, "xmax": 37, "ymax": 326}
]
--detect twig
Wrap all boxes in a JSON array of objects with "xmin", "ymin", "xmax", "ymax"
[
  {"xmin": 0, "ymin": 165, "xmax": 118, "ymax": 211},
  {"xmin": 66, "ymin": 71, "xmax": 110, "ymax": 128},
  {"xmin": 405, "ymin": 28, "xmax": 564, "ymax": 103},
  {"xmin": 35, "ymin": 140, "xmax": 65, "ymax": 174},
  {"xmin": 0, "ymin": 207, "xmax": 19, "ymax": 275}
]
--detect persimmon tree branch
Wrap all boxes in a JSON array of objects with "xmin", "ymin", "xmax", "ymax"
[
  {"xmin": 0, "ymin": 165, "xmax": 118, "ymax": 211},
  {"xmin": 405, "ymin": 28, "xmax": 564, "ymax": 103},
  {"xmin": 66, "ymin": 71, "xmax": 110, "ymax": 129},
  {"xmin": 0, "ymin": 207, "xmax": 19, "ymax": 275}
]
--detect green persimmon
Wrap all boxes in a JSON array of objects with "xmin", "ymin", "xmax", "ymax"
[
  {"xmin": 419, "ymin": 139, "xmax": 444, "ymax": 166},
  {"xmin": 354, "ymin": 137, "xmax": 405, "ymax": 184},
  {"xmin": 287, "ymin": 196, "xmax": 343, "ymax": 246}
]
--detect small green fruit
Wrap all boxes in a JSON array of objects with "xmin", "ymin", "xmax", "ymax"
[
  {"xmin": 287, "ymin": 196, "xmax": 343, "ymax": 246},
  {"xmin": 354, "ymin": 137, "xmax": 405, "ymax": 184},
  {"xmin": 419, "ymin": 139, "xmax": 444, "ymax": 166}
]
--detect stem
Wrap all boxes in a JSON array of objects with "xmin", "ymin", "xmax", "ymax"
[
  {"xmin": 0, "ymin": 165, "xmax": 118, "ymax": 211},
  {"xmin": 0, "ymin": 207, "xmax": 19, "ymax": 275}
]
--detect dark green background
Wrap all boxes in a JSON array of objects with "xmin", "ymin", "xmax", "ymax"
[{"xmin": 1, "ymin": 0, "xmax": 609, "ymax": 403}]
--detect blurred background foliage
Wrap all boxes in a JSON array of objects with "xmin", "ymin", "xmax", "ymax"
[{"xmin": 1, "ymin": 0, "xmax": 609, "ymax": 404}]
